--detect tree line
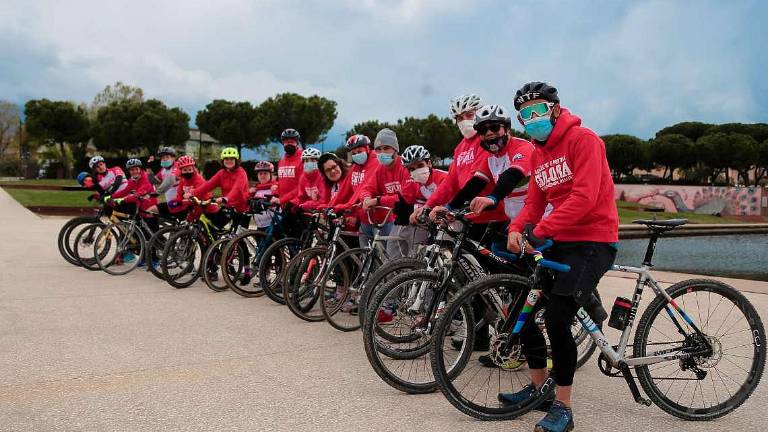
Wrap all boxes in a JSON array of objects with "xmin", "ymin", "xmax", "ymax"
[{"xmin": 604, "ymin": 122, "xmax": 768, "ymax": 186}]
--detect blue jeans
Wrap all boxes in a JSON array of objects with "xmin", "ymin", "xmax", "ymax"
[{"xmin": 359, "ymin": 222, "xmax": 394, "ymax": 253}]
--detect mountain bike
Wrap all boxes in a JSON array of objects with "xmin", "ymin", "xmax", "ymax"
[{"xmin": 430, "ymin": 218, "xmax": 766, "ymax": 421}]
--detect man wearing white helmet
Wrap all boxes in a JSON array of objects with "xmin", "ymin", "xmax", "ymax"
[
  {"xmin": 411, "ymin": 94, "xmax": 490, "ymax": 229},
  {"xmin": 88, "ymin": 155, "xmax": 128, "ymax": 196}
]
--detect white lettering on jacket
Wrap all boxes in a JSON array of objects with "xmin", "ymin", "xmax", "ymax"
[
  {"xmin": 455, "ymin": 148, "xmax": 475, "ymax": 167},
  {"xmin": 278, "ymin": 166, "xmax": 296, "ymax": 178},
  {"xmin": 384, "ymin": 181, "xmax": 401, "ymax": 194},
  {"xmin": 351, "ymin": 171, "xmax": 365, "ymax": 186},
  {"xmin": 533, "ymin": 156, "xmax": 573, "ymax": 191}
]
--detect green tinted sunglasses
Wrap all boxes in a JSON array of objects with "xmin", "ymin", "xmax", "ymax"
[{"xmin": 519, "ymin": 102, "xmax": 554, "ymax": 121}]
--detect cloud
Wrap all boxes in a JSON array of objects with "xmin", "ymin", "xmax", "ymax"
[{"xmin": 1, "ymin": 0, "xmax": 766, "ymax": 147}]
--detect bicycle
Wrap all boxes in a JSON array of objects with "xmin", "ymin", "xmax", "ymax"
[{"xmin": 430, "ymin": 218, "xmax": 766, "ymax": 421}]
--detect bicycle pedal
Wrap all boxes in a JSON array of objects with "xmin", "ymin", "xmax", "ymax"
[{"xmin": 636, "ymin": 397, "xmax": 652, "ymax": 407}]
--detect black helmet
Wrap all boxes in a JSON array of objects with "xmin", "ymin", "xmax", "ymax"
[
  {"xmin": 281, "ymin": 128, "xmax": 301, "ymax": 142},
  {"xmin": 157, "ymin": 146, "xmax": 176, "ymax": 157},
  {"xmin": 514, "ymin": 82, "xmax": 560, "ymax": 110}
]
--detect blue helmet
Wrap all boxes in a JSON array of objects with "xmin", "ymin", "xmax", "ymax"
[{"xmin": 76, "ymin": 171, "xmax": 89, "ymax": 186}]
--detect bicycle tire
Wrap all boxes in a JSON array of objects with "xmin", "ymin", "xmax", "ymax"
[
  {"xmin": 161, "ymin": 229, "xmax": 204, "ymax": 289},
  {"xmin": 73, "ymin": 223, "xmax": 107, "ymax": 271},
  {"xmin": 321, "ymin": 248, "xmax": 382, "ymax": 332},
  {"xmin": 57, "ymin": 215, "xmax": 98, "ymax": 266},
  {"xmin": 634, "ymin": 278, "xmax": 766, "ymax": 420},
  {"xmin": 95, "ymin": 223, "xmax": 145, "ymax": 276},
  {"xmin": 202, "ymin": 237, "xmax": 240, "ymax": 292},
  {"xmin": 257, "ymin": 237, "xmax": 302, "ymax": 305},
  {"xmin": 221, "ymin": 230, "xmax": 267, "ymax": 297},
  {"xmin": 358, "ymin": 257, "xmax": 426, "ymax": 329},
  {"xmin": 146, "ymin": 225, "xmax": 184, "ymax": 280},
  {"xmin": 283, "ymin": 247, "xmax": 333, "ymax": 322}
]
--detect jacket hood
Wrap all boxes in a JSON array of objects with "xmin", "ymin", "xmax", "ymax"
[{"xmin": 535, "ymin": 108, "xmax": 581, "ymax": 148}]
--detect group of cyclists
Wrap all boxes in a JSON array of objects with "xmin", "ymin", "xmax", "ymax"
[{"xmin": 72, "ymin": 81, "xmax": 620, "ymax": 432}]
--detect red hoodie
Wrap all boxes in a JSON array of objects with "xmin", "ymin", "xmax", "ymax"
[
  {"xmin": 111, "ymin": 171, "xmax": 157, "ymax": 211},
  {"xmin": 509, "ymin": 109, "xmax": 619, "ymax": 243},
  {"xmin": 194, "ymin": 166, "xmax": 250, "ymax": 213},
  {"xmin": 174, "ymin": 171, "xmax": 219, "ymax": 214},
  {"xmin": 415, "ymin": 169, "xmax": 448, "ymax": 208},
  {"xmin": 471, "ymin": 137, "xmax": 535, "ymax": 220},
  {"xmin": 360, "ymin": 156, "xmax": 419, "ymax": 223},
  {"xmin": 329, "ymin": 151, "xmax": 380, "ymax": 211},
  {"xmin": 277, "ymin": 152, "xmax": 304, "ymax": 204},
  {"xmin": 425, "ymin": 134, "xmax": 481, "ymax": 208},
  {"xmin": 291, "ymin": 169, "xmax": 328, "ymax": 210}
]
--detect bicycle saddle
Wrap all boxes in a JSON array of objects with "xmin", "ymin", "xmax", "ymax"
[{"xmin": 631, "ymin": 219, "xmax": 688, "ymax": 229}]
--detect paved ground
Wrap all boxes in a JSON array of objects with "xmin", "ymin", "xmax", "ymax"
[{"xmin": 0, "ymin": 188, "xmax": 766, "ymax": 432}]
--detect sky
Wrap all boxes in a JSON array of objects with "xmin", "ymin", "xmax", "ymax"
[{"xmin": 2, "ymin": 0, "xmax": 767, "ymax": 151}]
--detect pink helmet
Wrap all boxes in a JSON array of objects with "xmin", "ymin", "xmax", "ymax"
[
  {"xmin": 177, "ymin": 155, "xmax": 196, "ymax": 168},
  {"xmin": 254, "ymin": 160, "xmax": 275, "ymax": 173}
]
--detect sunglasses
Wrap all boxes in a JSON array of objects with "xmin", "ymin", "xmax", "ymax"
[
  {"xmin": 476, "ymin": 123, "xmax": 505, "ymax": 135},
  {"xmin": 519, "ymin": 102, "xmax": 554, "ymax": 121}
]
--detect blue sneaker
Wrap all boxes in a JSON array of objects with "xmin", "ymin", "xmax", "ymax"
[
  {"xmin": 534, "ymin": 401, "xmax": 574, "ymax": 432},
  {"xmin": 498, "ymin": 384, "xmax": 554, "ymax": 411},
  {"xmin": 122, "ymin": 252, "xmax": 136, "ymax": 263}
]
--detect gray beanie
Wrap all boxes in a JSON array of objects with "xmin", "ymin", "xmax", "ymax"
[{"xmin": 374, "ymin": 128, "xmax": 399, "ymax": 152}]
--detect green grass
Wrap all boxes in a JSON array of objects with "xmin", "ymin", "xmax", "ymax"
[
  {"xmin": 3, "ymin": 188, "xmax": 94, "ymax": 207},
  {"xmin": 0, "ymin": 179, "xmax": 78, "ymax": 186},
  {"xmin": 617, "ymin": 207, "xmax": 746, "ymax": 224}
]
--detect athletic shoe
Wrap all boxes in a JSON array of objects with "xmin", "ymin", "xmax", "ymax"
[
  {"xmin": 207, "ymin": 271, "xmax": 219, "ymax": 282},
  {"xmin": 239, "ymin": 268, "xmax": 253, "ymax": 286},
  {"xmin": 534, "ymin": 401, "xmax": 574, "ymax": 432},
  {"xmin": 498, "ymin": 383, "xmax": 554, "ymax": 412},
  {"xmin": 479, "ymin": 354, "xmax": 527, "ymax": 370},
  {"xmin": 122, "ymin": 252, "xmax": 136, "ymax": 263},
  {"xmin": 341, "ymin": 299, "xmax": 357, "ymax": 313}
]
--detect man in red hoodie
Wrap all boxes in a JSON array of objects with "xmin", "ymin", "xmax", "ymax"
[
  {"xmin": 273, "ymin": 128, "xmax": 304, "ymax": 237},
  {"xmin": 499, "ymin": 82, "xmax": 618, "ymax": 432},
  {"xmin": 359, "ymin": 128, "xmax": 419, "ymax": 251},
  {"xmin": 329, "ymin": 134, "xmax": 380, "ymax": 228}
]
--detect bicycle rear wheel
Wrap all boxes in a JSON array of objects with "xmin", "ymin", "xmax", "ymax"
[
  {"xmin": 146, "ymin": 225, "xmax": 183, "ymax": 280},
  {"xmin": 73, "ymin": 223, "xmax": 107, "ymax": 271},
  {"xmin": 283, "ymin": 247, "xmax": 334, "ymax": 322},
  {"xmin": 321, "ymin": 248, "xmax": 383, "ymax": 332},
  {"xmin": 95, "ymin": 223, "xmax": 145, "ymax": 275},
  {"xmin": 358, "ymin": 257, "xmax": 426, "ymax": 329},
  {"xmin": 202, "ymin": 237, "xmax": 241, "ymax": 292},
  {"xmin": 58, "ymin": 215, "xmax": 99, "ymax": 266},
  {"xmin": 634, "ymin": 278, "xmax": 766, "ymax": 420},
  {"xmin": 257, "ymin": 237, "xmax": 302, "ymax": 305},
  {"xmin": 161, "ymin": 229, "xmax": 204, "ymax": 289}
]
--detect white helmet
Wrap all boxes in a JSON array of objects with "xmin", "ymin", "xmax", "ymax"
[
  {"xmin": 401, "ymin": 145, "xmax": 431, "ymax": 165},
  {"xmin": 301, "ymin": 147, "xmax": 322, "ymax": 160},
  {"xmin": 89, "ymin": 155, "xmax": 105, "ymax": 169},
  {"xmin": 474, "ymin": 104, "xmax": 512, "ymax": 128},
  {"xmin": 449, "ymin": 94, "xmax": 482, "ymax": 118}
]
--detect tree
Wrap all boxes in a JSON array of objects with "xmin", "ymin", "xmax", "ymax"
[
  {"xmin": 655, "ymin": 121, "xmax": 714, "ymax": 142},
  {"xmin": 754, "ymin": 139, "xmax": 768, "ymax": 186},
  {"xmin": 0, "ymin": 101, "xmax": 20, "ymax": 159},
  {"xmin": 90, "ymin": 81, "xmax": 144, "ymax": 118},
  {"xmin": 196, "ymin": 100, "xmax": 261, "ymax": 153},
  {"xmin": 727, "ymin": 133, "xmax": 759, "ymax": 185},
  {"xmin": 93, "ymin": 99, "xmax": 190, "ymax": 156},
  {"xmin": 648, "ymin": 134, "xmax": 695, "ymax": 179},
  {"xmin": 695, "ymin": 133, "xmax": 732, "ymax": 184},
  {"xmin": 24, "ymin": 99, "xmax": 90, "ymax": 177},
  {"xmin": 707, "ymin": 123, "xmax": 768, "ymax": 143},
  {"xmin": 346, "ymin": 120, "xmax": 393, "ymax": 142},
  {"xmin": 255, "ymin": 93, "xmax": 337, "ymax": 145},
  {"xmin": 602, "ymin": 134, "xmax": 646, "ymax": 179}
]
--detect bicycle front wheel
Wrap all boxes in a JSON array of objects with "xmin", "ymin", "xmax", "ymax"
[
  {"xmin": 95, "ymin": 223, "xmax": 145, "ymax": 275},
  {"xmin": 221, "ymin": 230, "xmax": 267, "ymax": 297},
  {"xmin": 161, "ymin": 229, "xmax": 204, "ymax": 289},
  {"xmin": 257, "ymin": 237, "xmax": 302, "ymax": 305},
  {"xmin": 282, "ymin": 247, "xmax": 331, "ymax": 322},
  {"xmin": 634, "ymin": 278, "xmax": 766, "ymax": 420}
]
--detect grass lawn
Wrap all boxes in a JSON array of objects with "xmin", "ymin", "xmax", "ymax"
[
  {"xmin": 0, "ymin": 179, "xmax": 78, "ymax": 186},
  {"xmin": 3, "ymin": 188, "xmax": 94, "ymax": 207},
  {"xmin": 617, "ymin": 207, "xmax": 747, "ymax": 224}
]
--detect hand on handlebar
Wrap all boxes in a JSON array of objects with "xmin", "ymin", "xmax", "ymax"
[
  {"xmin": 507, "ymin": 231, "xmax": 523, "ymax": 253},
  {"xmin": 428, "ymin": 205, "xmax": 452, "ymax": 222},
  {"xmin": 409, "ymin": 206, "xmax": 426, "ymax": 224},
  {"xmin": 362, "ymin": 197, "xmax": 378, "ymax": 211},
  {"xmin": 469, "ymin": 196, "xmax": 495, "ymax": 214}
]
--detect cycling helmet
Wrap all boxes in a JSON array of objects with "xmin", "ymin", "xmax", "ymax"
[
  {"xmin": 345, "ymin": 134, "xmax": 371, "ymax": 150},
  {"xmin": 254, "ymin": 160, "xmax": 275, "ymax": 173},
  {"xmin": 514, "ymin": 82, "xmax": 560, "ymax": 110},
  {"xmin": 125, "ymin": 158, "xmax": 142, "ymax": 169},
  {"xmin": 281, "ymin": 128, "xmax": 301, "ymax": 142},
  {"xmin": 449, "ymin": 94, "xmax": 482, "ymax": 117},
  {"xmin": 220, "ymin": 147, "xmax": 239, "ymax": 160},
  {"xmin": 301, "ymin": 147, "xmax": 322, "ymax": 160},
  {"xmin": 177, "ymin": 155, "xmax": 196, "ymax": 168},
  {"xmin": 157, "ymin": 146, "xmax": 177, "ymax": 157},
  {"xmin": 89, "ymin": 155, "xmax": 105, "ymax": 169},
  {"xmin": 401, "ymin": 145, "xmax": 431, "ymax": 165},
  {"xmin": 474, "ymin": 104, "xmax": 512, "ymax": 129},
  {"xmin": 76, "ymin": 171, "xmax": 89, "ymax": 186}
]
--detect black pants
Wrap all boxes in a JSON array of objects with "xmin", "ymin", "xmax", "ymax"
[
  {"xmin": 156, "ymin": 202, "xmax": 187, "ymax": 221},
  {"xmin": 520, "ymin": 242, "xmax": 616, "ymax": 387}
]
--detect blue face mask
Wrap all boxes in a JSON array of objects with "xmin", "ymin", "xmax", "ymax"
[
  {"xmin": 376, "ymin": 152, "xmax": 395, "ymax": 166},
  {"xmin": 160, "ymin": 160, "xmax": 173, "ymax": 168},
  {"xmin": 351, "ymin": 152, "xmax": 368, "ymax": 165},
  {"xmin": 524, "ymin": 116, "xmax": 554, "ymax": 142},
  {"xmin": 303, "ymin": 161, "xmax": 318, "ymax": 172}
]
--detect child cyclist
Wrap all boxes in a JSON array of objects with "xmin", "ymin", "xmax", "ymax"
[
  {"xmin": 250, "ymin": 160, "xmax": 278, "ymax": 229},
  {"xmin": 290, "ymin": 147, "xmax": 327, "ymax": 211},
  {"xmin": 146, "ymin": 146, "xmax": 186, "ymax": 220},
  {"xmin": 107, "ymin": 158, "xmax": 160, "ymax": 232}
]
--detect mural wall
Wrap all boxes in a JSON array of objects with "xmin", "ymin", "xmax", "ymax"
[{"xmin": 614, "ymin": 185, "xmax": 765, "ymax": 216}]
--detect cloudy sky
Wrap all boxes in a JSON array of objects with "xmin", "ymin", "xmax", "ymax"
[{"xmin": 2, "ymin": 0, "xmax": 766, "ymax": 149}]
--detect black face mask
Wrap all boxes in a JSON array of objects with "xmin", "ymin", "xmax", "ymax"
[
  {"xmin": 284, "ymin": 145, "xmax": 297, "ymax": 156},
  {"xmin": 480, "ymin": 135, "xmax": 507, "ymax": 153},
  {"xmin": 181, "ymin": 172, "xmax": 194, "ymax": 179}
]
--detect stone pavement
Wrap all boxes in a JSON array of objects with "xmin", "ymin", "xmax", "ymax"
[{"xmin": 0, "ymin": 188, "xmax": 765, "ymax": 431}]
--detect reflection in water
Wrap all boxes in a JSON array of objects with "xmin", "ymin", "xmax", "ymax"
[{"xmin": 615, "ymin": 234, "xmax": 768, "ymax": 281}]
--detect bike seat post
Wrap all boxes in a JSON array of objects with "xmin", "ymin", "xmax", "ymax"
[{"xmin": 643, "ymin": 231, "xmax": 661, "ymax": 267}]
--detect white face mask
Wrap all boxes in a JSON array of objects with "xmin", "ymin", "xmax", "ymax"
[
  {"xmin": 410, "ymin": 167, "xmax": 430, "ymax": 184},
  {"xmin": 457, "ymin": 119, "xmax": 477, "ymax": 138}
]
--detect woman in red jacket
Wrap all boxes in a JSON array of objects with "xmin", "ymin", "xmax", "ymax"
[
  {"xmin": 328, "ymin": 134, "xmax": 379, "ymax": 227},
  {"xmin": 500, "ymin": 82, "xmax": 618, "ymax": 432},
  {"xmin": 109, "ymin": 158, "xmax": 159, "ymax": 232}
]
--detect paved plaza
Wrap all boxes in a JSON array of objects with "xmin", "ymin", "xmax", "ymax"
[{"xmin": 0, "ymin": 189, "xmax": 765, "ymax": 431}]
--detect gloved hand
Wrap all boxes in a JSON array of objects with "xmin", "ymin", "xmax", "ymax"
[{"xmin": 523, "ymin": 223, "xmax": 546, "ymax": 249}]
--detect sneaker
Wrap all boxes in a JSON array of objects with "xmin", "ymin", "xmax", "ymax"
[
  {"xmin": 534, "ymin": 401, "xmax": 574, "ymax": 432},
  {"xmin": 239, "ymin": 268, "xmax": 253, "ymax": 286},
  {"xmin": 377, "ymin": 309, "xmax": 394, "ymax": 324},
  {"xmin": 479, "ymin": 354, "xmax": 527, "ymax": 371},
  {"xmin": 122, "ymin": 252, "xmax": 136, "ymax": 263},
  {"xmin": 498, "ymin": 383, "xmax": 554, "ymax": 412},
  {"xmin": 341, "ymin": 299, "xmax": 357, "ymax": 313}
]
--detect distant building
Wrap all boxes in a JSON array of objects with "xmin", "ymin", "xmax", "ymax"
[{"xmin": 185, "ymin": 129, "xmax": 220, "ymax": 161}]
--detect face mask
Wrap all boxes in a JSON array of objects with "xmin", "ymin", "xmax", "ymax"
[
  {"xmin": 160, "ymin": 160, "xmax": 173, "ymax": 168},
  {"xmin": 524, "ymin": 116, "xmax": 555, "ymax": 142},
  {"xmin": 303, "ymin": 161, "xmax": 318, "ymax": 172},
  {"xmin": 480, "ymin": 135, "xmax": 507, "ymax": 153},
  {"xmin": 410, "ymin": 167, "xmax": 430, "ymax": 184},
  {"xmin": 181, "ymin": 172, "xmax": 194, "ymax": 179},
  {"xmin": 284, "ymin": 145, "xmax": 297, "ymax": 156},
  {"xmin": 351, "ymin": 152, "xmax": 368, "ymax": 165},
  {"xmin": 457, "ymin": 119, "xmax": 477, "ymax": 139},
  {"xmin": 376, "ymin": 153, "xmax": 395, "ymax": 166},
  {"xmin": 131, "ymin": 174, "xmax": 141, "ymax": 180}
]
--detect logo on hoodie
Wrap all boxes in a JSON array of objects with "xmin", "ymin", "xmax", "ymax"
[
  {"xmin": 384, "ymin": 181, "xmax": 402, "ymax": 194},
  {"xmin": 534, "ymin": 156, "xmax": 573, "ymax": 191},
  {"xmin": 456, "ymin": 148, "xmax": 475, "ymax": 167},
  {"xmin": 278, "ymin": 166, "xmax": 296, "ymax": 178},
  {"xmin": 351, "ymin": 171, "xmax": 366, "ymax": 186}
]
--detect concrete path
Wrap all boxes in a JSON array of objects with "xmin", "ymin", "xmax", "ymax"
[{"xmin": 0, "ymin": 188, "xmax": 766, "ymax": 431}]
